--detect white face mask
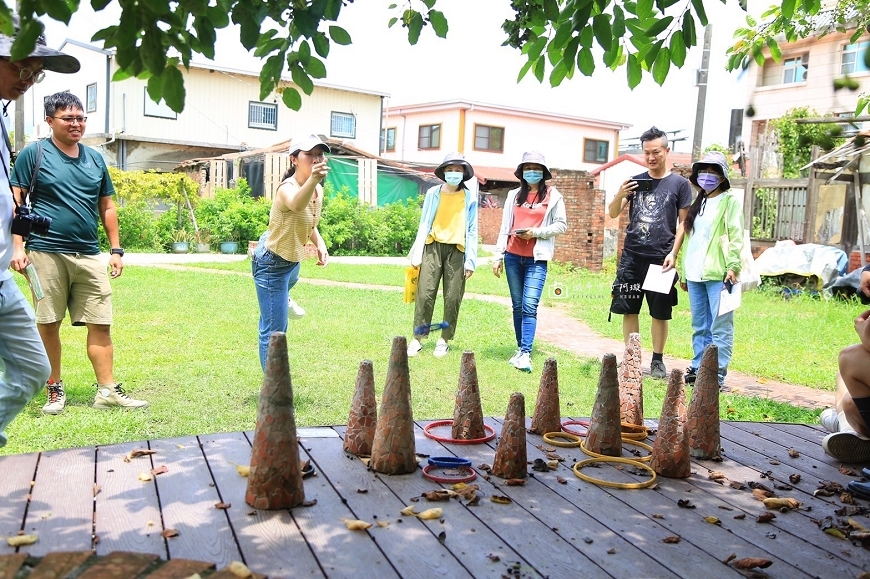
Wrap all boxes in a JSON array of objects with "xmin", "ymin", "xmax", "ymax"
[{"xmin": 444, "ymin": 171, "xmax": 464, "ymax": 186}]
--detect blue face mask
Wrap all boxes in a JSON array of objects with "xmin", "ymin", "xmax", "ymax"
[
  {"xmin": 697, "ymin": 173, "xmax": 720, "ymax": 192},
  {"xmin": 523, "ymin": 170, "xmax": 544, "ymax": 185},
  {"xmin": 444, "ymin": 171, "xmax": 464, "ymax": 186}
]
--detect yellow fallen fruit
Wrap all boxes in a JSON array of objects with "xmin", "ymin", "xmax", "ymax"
[
  {"xmin": 762, "ymin": 497, "xmax": 800, "ymax": 510},
  {"xmin": 6, "ymin": 534, "xmax": 37, "ymax": 547},
  {"xmin": 376, "ymin": 521, "xmax": 389, "ymax": 528},
  {"xmin": 235, "ymin": 465, "xmax": 251, "ymax": 477},
  {"xmin": 400, "ymin": 505, "xmax": 417, "ymax": 516},
  {"xmin": 824, "ymin": 527, "xmax": 846, "ymax": 539},
  {"xmin": 704, "ymin": 516, "xmax": 721, "ymax": 525},
  {"xmin": 228, "ymin": 560, "xmax": 253, "ymax": 577},
  {"xmin": 138, "ymin": 472, "xmax": 153, "ymax": 482},
  {"xmin": 416, "ymin": 508, "xmax": 442, "ymax": 520},
  {"xmin": 342, "ymin": 518, "xmax": 373, "ymax": 530}
]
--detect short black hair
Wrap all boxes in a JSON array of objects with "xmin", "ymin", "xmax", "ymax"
[
  {"xmin": 44, "ymin": 91, "xmax": 83, "ymax": 117},
  {"xmin": 640, "ymin": 126, "xmax": 668, "ymax": 148}
]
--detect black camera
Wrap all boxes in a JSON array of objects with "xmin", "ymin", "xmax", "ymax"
[{"xmin": 11, "ymin": 205, "xmax": 51, "ymax": 239}]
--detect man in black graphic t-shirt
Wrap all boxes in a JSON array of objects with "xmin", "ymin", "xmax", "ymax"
[{"xmin": 607, "ymin": 126, "xmax": 693, "ymax": 379}]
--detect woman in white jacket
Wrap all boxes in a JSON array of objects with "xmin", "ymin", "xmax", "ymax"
[{"xmin": 492, "ymin": 152, "xmax": 568, "ymax": 372}]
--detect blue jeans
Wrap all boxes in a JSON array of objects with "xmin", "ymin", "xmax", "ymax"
[
  {"xmin": 0, "ymin": 279, "xmax": 51, "ymax": 447},
  {"xmin": 252, "ymin": 243, "xmax": 301, "ymax": 371},
  {"xmin": 504, "ymin": 253, "xmax": 547, "ymax": 353},
  {"xmin": 687, "ymin": 280, "xmax": 734, "ymax": 386}
]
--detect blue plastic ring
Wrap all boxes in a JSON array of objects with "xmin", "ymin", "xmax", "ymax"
[{"xmin": 427, "ymin": 456, "xmax": 472, "ymax": 469}]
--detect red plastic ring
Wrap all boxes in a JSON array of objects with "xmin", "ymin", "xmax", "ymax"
[
  {"xmin": 422, "ymin": 464, "xmax": 477, "ymax": 483},
  {"xmin": 561, "ymin": 420, "xmax": 590, "ymax": 437},
  {"xmin": 423, "ymin": 420, "xmax": 496, "ymax": 444}
]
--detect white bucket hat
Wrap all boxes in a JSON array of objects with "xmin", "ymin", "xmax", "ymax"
[{"xmin": 514, "ymin": 151, "xmax": 552, "ymax": 181}]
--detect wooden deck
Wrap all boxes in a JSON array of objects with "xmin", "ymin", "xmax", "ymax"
[{"xmin": 1, "ymin": 418, "xmax": 869, "ymax": 578}]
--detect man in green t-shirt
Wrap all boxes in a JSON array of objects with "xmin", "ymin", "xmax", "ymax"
[{"xmin": 10, "ymin": 91, "xmax": 147, "ymax": 414}]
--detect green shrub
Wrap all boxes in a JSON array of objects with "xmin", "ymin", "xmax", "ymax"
[{"xmin": 195, "ymin": 179, "xmax": 271, "ymax": 250}]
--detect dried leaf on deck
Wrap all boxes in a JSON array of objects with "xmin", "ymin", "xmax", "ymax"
[
  {"xmin": 768, "ymin": 459, "xmax": 780, "ymax": 465},
  {"xmin": 756, "ymin": 512, "xmax": 776, "ymax": 523},
  {"xmin": 151, "ymin": 465, "xmax": 168, "ymax": 476},
  {"xmin": 452, "ymin": 483, "xmax": 479, "ymax": 500},
  {"xmin": 478, "ymin": 463, "xmax": 493, "ymax": 473},
  {"xmin": 748, "ymin": 481, "xmax": 774, "ymax": 493},
  {"xmin": 752, "ymin": 489, "xmax": 773, "ymax": 501},
  {"xmin": 787, "ymin": 448, "xmax": 799, "ymax": 458},
  {"xmin": 704, "ymin": 516, "xmax": 721, "ymax": 525},
  {"xmin": 302, "ymin": 499, "xmax": 317, "ymax": 507},
  {"xmin": 124, "ymin": 449, "xmax": 156, "ymax": 463},
  {"xmin": 729, "ymin": 481, "xmax": 747, "ymax": 490},
  {"xmin": 835, "ymin": 505, "xmax": 869, "ymax": 516},
  {"xmin": 762, "ymin": 498, "xmax": 799, "ymax": 510},
  {"xmin": 849, "ymin": 518, "xmax": 870, "ymax": 532},
  {"xmin": 652, "ymin": 513, "xmax": 664, "ymax": 519},
  {"xmin": 356, "ymin": 489, "xmax": 368, "ymax": 494},
  {"xmin": 377, "ymin": 521, "xmax": 389, "ymax": 528},
  {"xmin": 789, "ymin": 474, "xmax": 801, "ymax": 484},
  {"xmin": 546, "ymin": 460, "xmax": 560, "ymax": 470},
  {"xmin": 536, "ymin": 444, "xmax": 556, "ymax": 453},
  {"xmin": 734, "ymin": 513, "xmax": 746, "ymax": 520},
  {"xmin": 824, "ymin": 527, "xmax": 846, "ymax": 539},
  {"xmin": 416, "ymin": 508, "xmax": 443, "ymax": 520},
  {"xmin": 93, "ymin": 484, "xmax": 101, "ymax": 497},
  {"xmin": 400, "ymin": 505, "xmax": 418, "ymax": 516},
  {"xmin": 556, "ymin": 476, "xmax": 567, "ymax": 484},
  {"xmin": 709, "ymin": 471, "xmax": 726, "ymax": 481},
  {"xmin": 490, "ymin": 495, "xmax": 512, "ymax": 505},
  {"xmin": 341, "ymin": 519, "xmax": 373, "ymax": 530},
  {"xmin": 731, "ymin": 558, "xmax": 773, "ymax": 570},
  {"xmin": 214, "ymin": 502, "xmax": 231, "ymax": 510},
  {"xmin": 138, "ymin": 472, "xmax": 153, "ymax": 482},
  {"xmin": 545, "ymin": 452, "xmax": 564, "ymax": 461},
  {"xmin": 677, "ymin": 499, "xmax": 695, "ymax": 509},
  {"xmin": 228, "ymin": 561, "xmax": 254, "ymax": 578},
  {"xmin": 422, "ymin": 490, "xmax": 454, "ymax": 502},
  {"xmin": 505, "ymin": 479, "xmax": 526, "ymax": 486},
  {"xmin": 6, "ymin": 534, "xmax": 37, "ymax": 546},
  {"xmin": 839, "ymin": 465, "xmax": 858, "ymax": 477},
  {"xmin": 841, "ymin": 492, "xmax": 856, "ymax": 505},
  {"xmin": 161, "ymin": 529, "xmax": 179, "ymax": 538},
  {"xmin": 663, "ymin": 536, "xmax": 680, "ymax": 544}
]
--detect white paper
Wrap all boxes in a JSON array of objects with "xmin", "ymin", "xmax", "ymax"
[
  {"xmin": 718, "ymin": 283, "xmax": 742, "ymax": 315},
  {"xmin": 641, "ymin": 264, "xmax": 677, "ymax": 294}
]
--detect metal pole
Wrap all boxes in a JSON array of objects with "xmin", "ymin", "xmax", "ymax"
[
  {"xmin": 691, "ymin": 25, "xmax": 713, "ymax": 162},
  {"xmin": 853, "ymin": 158, "xmax": 866, "ymax": 267}
]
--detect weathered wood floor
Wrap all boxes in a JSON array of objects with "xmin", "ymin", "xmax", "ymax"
[{"xmin": 1, "ymin": 419, "xmax": 869, "ymax": 578}]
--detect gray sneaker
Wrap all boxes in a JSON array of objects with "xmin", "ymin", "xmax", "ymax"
[
  {"xmin": 42, "ymin": 381, "xmax": 66, "ymax": 415},
  {"xmin": 650, "ymin": 360, "xmax": 667, "ymax": 380},
  {"xmin": 823, "ymin": 431, "xmax": 870, "ymax": 463},
  {"xmin": 93, "ymin": 384, "xmax": 149, "ymax": 410}
]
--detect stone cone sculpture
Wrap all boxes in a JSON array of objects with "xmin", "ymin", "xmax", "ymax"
[
  {"xmin": 492, "ymin": 392, "xmax": 528, "ymax": 479},
  {"xmin": 529, "ymin": 358, "xmax": 561, "ymax": 435},
  {"xmin": 343, "ymin": 360, "xmax": 378, "ymax": 456},
  {"xmin": 687, "ymin": 344, "xmax": 722, "ymax": 459},
  {"xmin": 650, "ymin": 369, "xmax": 691, "ymax": 478},
  {"xmin": 585, "ymin": 353, "xmax": 623, "ymax": 457},
  {"xmin": 452, "ymin": 351, "xmax": 486, "ymax": 440},
  {"xmin": 246, "ymin": 332, "xmax": 305, "ymax": 509},
  {"xmin": 369, "ymin": 336, "xmax": 417, "ymax": 475},
  {"xmin": 619, "ymin": 332, "xmax": 644, "ymax": 426}
]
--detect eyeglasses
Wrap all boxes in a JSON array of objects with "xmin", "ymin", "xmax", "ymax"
[
  {"xmin": 52, "ymin": 116, "xmax": 87, "ymax": 124},
  {"xmin": 3, "ymin": 59, "xmax": 45, "ymax": 83}
]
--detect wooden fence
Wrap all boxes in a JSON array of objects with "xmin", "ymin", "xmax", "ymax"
[{"xmin": 732, "ymin": 177, "xmax": 811, "ymax": 242}]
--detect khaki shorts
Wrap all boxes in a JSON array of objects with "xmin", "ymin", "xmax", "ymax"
[{"xmin": 28, "ymin": 251, "xmax": 113, "ymax": 326}]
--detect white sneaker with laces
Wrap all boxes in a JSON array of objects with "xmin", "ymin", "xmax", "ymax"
[
  {"xmin": 819, "ymin": 408, "xmax": 840, "ymax": 433},
  {"xmin": 93, "ymin": 384, "xmax": 149, "ymax": 410},
  {"xmin": 514, "ymin": 352, "xmax": 532, "ymax": 373},
  {"xmin": 407, "ymin": 338, "xmax": 423, "ymax": 357},
  {"xmin": 433, "ymin": 339, "xmax": 450, "ymax": 358},
  {"xmin": 508, "ymin": 349, "xmax": 521, "ymax": 366},
  {"xmin": 42, "ymin": 381, "xmax": 66, "ymax": 415},
  {"xmin": 288, "ymin": 298, "xmax": 306, "ymax": 319}
]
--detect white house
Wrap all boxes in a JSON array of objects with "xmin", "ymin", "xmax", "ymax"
[{"xmin": 23, "ymin": 40, "xmax": 388, "ymax": 171}]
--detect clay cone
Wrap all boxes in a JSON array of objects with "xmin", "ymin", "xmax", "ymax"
[
  {"xmin": 619, "ymin": 332, "xmax": 644, "ymax": 426},
  {"xmin": 246, "ymin": 332, "xmax": 305, "ymax": 509},
  {"xmin": 585, "ymin": 353, "xmax": 624, "ymax": 457},
  {"xmin": 529, "ymin": 358, "xmax": 561, "ymax": 435},
  {"xmin": 650, "ymin": 369, "xmax": 691, "ymax": 478},
  {"xmin": 492, "ymin": 392, "xmax": 528, "ymax": 479},
  {"xmin": 452, "ymin": 351, "xmax": 486, "ymax": 440},
  {"xmin": 369, "ymin": 336, "xmax": 417, "ymax": 475},
  {"xmin": 687, "ymin": 345, "xmax": 721, "ymax": 459},
  {"xmin": 344, "ymin": 360, "xmax": 378, "ymax": 456}
]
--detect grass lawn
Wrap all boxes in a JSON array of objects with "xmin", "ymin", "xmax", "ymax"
[{"xmin": 2, "ymin": 258, "xmax": 837, "ymax": 455}]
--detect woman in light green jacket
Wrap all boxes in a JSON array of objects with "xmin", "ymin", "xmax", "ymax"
[{"xmin": 663, "ymin": 152, "xmax": 743, "ymax": 390}]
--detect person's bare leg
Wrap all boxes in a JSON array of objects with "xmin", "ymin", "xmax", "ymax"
[
  {"xmin": 622, "ymin": 314, "xmax": 639, "ymax": 344},
  {"xmin": 86, "ymin": 323, "xmax": 115, "ymax": 385},
  {"xmin": 37, "ymin": 321, "xmax": 64, "ymax": 382},
  {"xmin": 838, "ymin": 345, "xmax": 870, "ymax": 438},
  {"xmin": 651, "ymin": 317, "xmax": 668, "ymax": 355}
]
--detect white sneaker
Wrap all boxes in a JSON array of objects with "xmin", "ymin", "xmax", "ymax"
[
  {"xmin": 407, "ymin": 338, "xmax": 423, "ymax": 357},
  {"xmin": 93, "ymin": 384, "xmax": 149, "ymax": 410},
  {"xmin": 433, "ymin": 339, "xmax": 450, "ymax": 358},
  {"xmin": 513, "ymin": 352, "xmax": 532, "ymax": 373},
  {"xmin": 288, "ymin": 298, "xmax": 306, "ymax": 320},
  {"xmin": 823, "ymin": 431, "xmax": 870, "ymax": 462},
  {"xmin": 42, "ymin": 381, "xmax": 66, "ymax": 415},
  {"xmin": 820, "ymin": 408, "xmax": 840, "ymax": 433},
  {"xmin": 508, "ymin": 349, "xmax": 521, "ymax": 366}
]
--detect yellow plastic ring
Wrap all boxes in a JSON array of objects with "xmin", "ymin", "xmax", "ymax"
[
  {"xmin": 580, "ymin": 438, "xmax": 653, "ymax": 463},
  {"xmin": 572, "ymin": 457, "xmax": 658, "ymax": 489},
  {"xmin": 542, "ymin": 431, "xmax": 582, "ymax": 447},
  {"xmin": 620, "ymin": 422, "xmax": 649, "ymax": 440}
]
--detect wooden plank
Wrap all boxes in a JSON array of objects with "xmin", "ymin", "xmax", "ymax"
[
  {"xmin": 94, "ymin": 441, "xmax": 166, "ymax": 558},
  {"xmin": 198, "ymin": 432, "xmax": 325, "ymax": 579},
  {"xmin": 24, "ymin": 447, "xmax": 95, "ymax": 555},
  {"xmin": 0, "ymin": 453, "xmax": 38, "ymax": 555},
  {"xmin": 303, "ymin": 435, "xmax": 473, "ymax": 579},
  {"xmin": 148, "ymin": 436, "xmax": 241, "ymax": 569},
  {"xmin": 334, "ymin": 426, "xmax": 539, "ymax": 579},
  {"xmin": 728, "ymin": 420, "xmax": 865, "ymax": 468}
]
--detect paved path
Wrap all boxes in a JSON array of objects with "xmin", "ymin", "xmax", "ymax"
[{"xmin": 126, "ymin": 253, "xmax": 830, "ymax": 410}]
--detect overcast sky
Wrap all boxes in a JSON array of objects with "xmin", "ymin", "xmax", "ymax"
[{"xmin": 36, "ymin": 0, "xmax": 753, "ymax": 152}]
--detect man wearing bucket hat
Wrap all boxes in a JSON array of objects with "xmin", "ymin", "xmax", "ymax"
[
  {"xmin": 492, "ymin": 151, "xmax": 567, "ymax": 372},
  {"xmin": 608, "ymin": 126, "xmax": 693, "ymax": 379},
  {"xmin": 407, "ymin": 152, "xmax": 477, "ymax": 358},
  {"xmin": 0, "ymin": 16, "xmax": 77, "ymax": 442}
]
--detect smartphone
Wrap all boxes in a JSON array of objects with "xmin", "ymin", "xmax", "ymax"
[
  {"xmin": 633, "ymin": 178, "xmax": 654, "ymax": 192},
  {"xmin": 513, "ymin": 228, "xmax": 529, "ymax": 235},
  {"xmin": 724, "ymin": 279, "xmax": 734, "ymax": 294}
]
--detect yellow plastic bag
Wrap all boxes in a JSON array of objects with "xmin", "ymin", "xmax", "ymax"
[{"xmin": 404, "ymin": 266, "xmax": 419, "ymax": 304}]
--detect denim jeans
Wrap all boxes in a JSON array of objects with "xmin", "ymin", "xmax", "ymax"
[
  {"xmin": 687, "ymin": 280, "xmax": 734, "ymax": 386},
  {"xmin": 504, "ymin": 252, "xmax": 547, "ymax": 353},
  {"xmin": 251, "ymin": 242, "xmax": 301, "ymax": 371},
  {"xmin": 0, "ymin": 279, "xmax": 51, "ymax": 447}
]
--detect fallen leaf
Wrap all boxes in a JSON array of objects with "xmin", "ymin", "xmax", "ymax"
[
  {"xmin": 416, "ymin": 508, "xmax": 442, "ymax": 520},
  {"xmin": 505, "ymin": 479, "xmax": 526, "ymax": 486},
  {"xmin": 546, "ymin": 460, "xmax": 560, "ymax": 470},
  {"xmin": 466, "ymin": 495, "xmax": 480, "ymax": 507},
  {"xmin": 757, "ymin": 512, "xmax": 776, "ymax": 523},
  {"xmin": 663, "ymin": 536, "xmax": 680, "ymax": 544},
  {"xmin": 487, "ymin": 553, "xmax": 501, "ymax": 562},
  {"xmin": 583, "ymin": 537, "xmax": 593, "ymax": 544},
  {"xmin": 825, "ymin": 527, "xmax": 846, "ymax": 539},
  {"xmin": 531, "ymin": 458, "xmax": 549, "ymax": 472},
  {"xmin": 723, "ymin": 553, "xmax": 737, "ymax": 565},
  {"xmin": 752, "ymin": 489, "xmax": 773, "ymax": 501},
  {"xmin": 228, "ymin": 561, "xmax": 253, "ymax": 578},
  {"xmin": 342, "ymin": 519, "xmax": 373, "ymax": 530},
  {"xmin": 607, "ymin": 548, "xmax": 616, "ymax": 554},
  {"xmin": 545, "ymin": 452, "xmax": 564, "ymax": 461},
  {"xmin": 437, "ymin": 530, "xmax": 446, "ymax": 544},
  {"xmin": 6, "ymin": 534, "xmax": 37, "ymax": 546},
  {"xmin": 301, "ymin": 499, "xmax": 317, "ymax": 507},
  {"xmin": 839, "ymin": 465, "xmax": 859, "ymax": 477},
  {"xmin": 841, "ymin": 492, "xmax": 856, "ymax": 505},
  {"xmin": 787, "ymin": 448, "xmax": 799, "ymax": 458},
  {"xmin": 556, "ymin": 476, "xmax": 567, "ymax": 484},
  {"xmin": 490, "ymin": 495, "xmax": 512, "ymax": 505},
  {"xmin": 161, "ymin": 529, "xmax": 179, "ymax": 538},
  {"xmin": 729, "ymin": 481, "xmax": 747, "ymax": 490},
  {"xmin": 360, "ymin": 457, "xmax": 371, "ymax": 467},
  {"xmin": 652, "ymin": 513, "xmax": 664, "ymax": 519},
  {"xmin": 400, "ymin": 505, "xmax": 417, "ymax": 516},
  {"xmin": 718, "ymin": 506, "xmax": 733, "ymax": 511},
  {"xmin": 377, "ymin": 521, "xmax": 389, "ymax": 528},
  {"xmin": 677, "ymin": 499, "xmax": 695, "ymax": 509},
  {"xmin": 357, "ymin": 489, "xmax": 368, "ymax": 494},
  {"xmin": 124, "ymin": 449, "xmax": 156, "ymax": 463},
  {"xmin": 93, "ymin": 484, "xmax": 101, "ymax": 497},
  {"xmin": 704, "ymin": 516, "xmax": 721, "ymax": 525},
  {"xmin": 709, "ymin": 471, "xmax": 726, "ymax": 481},
  {"xmin": 422, "ymin": 490, "xmax": 454, "ymax": 502},
  {"xmin": 762, "ymin": 497, "xmax": 800, "ymax": 510},
  {"xmin": 215, "ymin": 502, "xmax": 231, "ymax": 510},
  {"xmin": 768, "ymin": 459, "xmax": 780, "ymax": 465},
  {"xmin": 789, "ymin": 474, "xmax": 801, "ymax": 484},
  {"xmin": 477, "ymin": 463, "xmax": 492, "ymax": 473},
  {"xmin": 849, "ymin": 518, "xmax": 870, "ymax": 533},
  {"xmin": 731, "ymin": 558, "xmax": 773, "ymax": 570},
  {"xmin": 151, "ymin": 465, "xmax": 168, "ymax": 476},
  {"xmin": 138, "ymin": 472, "xmax": 153, "ymax": 482},
  {"xmin": 734, "ymin": 513, "xmax": 746, "ymax": 520},
  {"xmin": 235, "ymin": 464, "xmax": 251, "ymax": 477}
]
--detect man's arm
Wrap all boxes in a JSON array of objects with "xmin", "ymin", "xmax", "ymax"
[
  {"xmin": 608, "ymin": 179, "xmax": 636, "ymax": 219},
  {"xmin": 99, "ymin": 195, "xmax": 123, "ymax": 278}
]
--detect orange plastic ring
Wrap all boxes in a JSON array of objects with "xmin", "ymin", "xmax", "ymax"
[{"xmin": 423, "ymin": 420, "xmax": 496, "ymax": 444}]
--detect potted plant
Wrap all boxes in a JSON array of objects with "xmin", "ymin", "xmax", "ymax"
[
  {"xmin": 171, "ymin": 230, "xmax": 191, "ymax": 254},
  {"xmin": 195, "ymin": 229, "xmax": 211, "ymax": 253}
]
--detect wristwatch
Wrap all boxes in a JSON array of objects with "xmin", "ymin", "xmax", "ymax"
[{"xmin": 110, "ymin": 248, "xmax": 125, "ymax": 256}]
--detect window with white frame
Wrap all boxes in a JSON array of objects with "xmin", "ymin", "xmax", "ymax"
[
  {"xmin": 841, "ymin": 42, "xmax": 870, "ymax": 75},
  {"xmin": 383, "ymin": 127, "xmax": 396, "ymax": 151},
  {"xmin": 418, "ymin": 124, "xmax": 441, "ymax": 149},
  {"xmin": 86, "ymin": 83, "xmax": 97, "ymax": 113},
  {"xmin": 248, "ymin": 101, "xmax": 278, "ymax": 130},
  {"xmin": 474, "ymin": 124, "xmax": 504, "ymax": 152},
  {"xmin": 330, "ymin": 112, "xmax": 356, "ymax": 138},
  {"xmin": 783, "ymin": 55, "xmax": 808, "ymax": 84}
]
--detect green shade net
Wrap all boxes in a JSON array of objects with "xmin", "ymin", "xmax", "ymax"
[{"xmin": 325, "ymin": 157, "xmax": 421, "ymax": 206}]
